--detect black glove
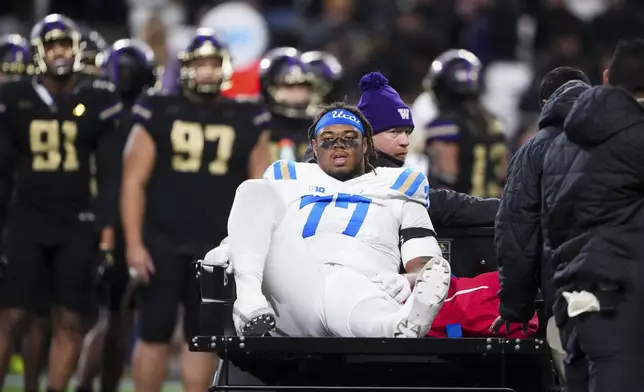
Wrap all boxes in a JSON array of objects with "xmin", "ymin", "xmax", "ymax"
[
  {"xmin": 98, "ymin": 246, "xmax": 115, "ymax": 279},
  {"xmin": 97, "ymin": 245, "xmax": 115, "ymax": 299}
]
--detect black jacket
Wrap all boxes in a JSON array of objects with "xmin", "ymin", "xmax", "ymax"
[
  {"xmin": 313, "ymin": 149, "xmax": 499, "ymax": 227},
  {"xmin": 542, "ymin": 85, "xmax": 644, "ymax": 325},
  {"xmin": 495, "ymin": 80, "xmax": 590, "ymax": 322},
  {"xmin": 372, "ymin": 153, "xmax": 500, "ymax": 227}
]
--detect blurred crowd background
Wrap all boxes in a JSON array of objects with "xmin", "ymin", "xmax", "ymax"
[{"xmin": 3, "ymin": 0, "xmax": 644, "ymax": 154}]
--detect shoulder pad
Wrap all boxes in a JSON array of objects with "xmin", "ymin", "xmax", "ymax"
[
  {"xmin": 383, "ymin": 167, "xmax": 430, "ymax": 208},
  {"xmin": 92, "ymin": 79, "xmax": 117, "ymax": 92},
  {"xmin": 132, "ymin": 94, "xmax": 158, "ymax": 123},
  {"xmin": 0, "ymin": 80, "xmax": 29, "ymax": 109},
  {"xmin": 253, "ymin": 109, "xmax": 271, "ymax": 128},
  {"xmin": 0, "ymin": 79, "xmax": 26, "ymax": 96},
  {"xmin": 144, "ymin": 86, "xmax": 167, "ymax": 97},
  {"xmin": 263, "ymin": 160, "xmax": 299, "ymax": 180},
  {"xmin": 228, "ymin": 100, "xmax": 271, "ymax": 128},
  {"xmin": 263, "ymin": 160, "xmax": 317, "ymax": 180}
]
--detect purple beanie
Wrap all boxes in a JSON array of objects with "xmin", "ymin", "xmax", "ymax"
[{"xmin": 357, "ymin": 72, "xmax": 414, "ymax": 134}]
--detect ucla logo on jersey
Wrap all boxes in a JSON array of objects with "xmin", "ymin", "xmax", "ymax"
[{"xmin": 308, "ymin": 185, "xmax": 326, "ymax": 193}]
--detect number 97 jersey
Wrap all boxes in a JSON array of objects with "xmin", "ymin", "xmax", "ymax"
[
  {"xmin": 132, "ymin": 91, "xmax": 271, "ymax": 246},
  {"xmin": 263, "ymin": 160, "xmax": 442, "ymax": 276}
]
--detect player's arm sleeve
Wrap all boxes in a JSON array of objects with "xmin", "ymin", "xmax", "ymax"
[
  {"xmin": 227, "ymin": 179, "xmax": 286, "ymax": 279},
  {"xmin": 262, "ymin": 160, "xmax": 299, "ymax": 180},
  {"xmin": 428, "ymin": 189, "xmax": 499, "ymax": 227},
  {"xmin": 399, "ymin": 201, "xmax": 443, "ymax": 270},
  {"xmin": 393, "ymin": 170, "xmax": 442, "ymax": 269},
  {"xmin": 248, "ymin": 108, "xmax": 272, "ymax": 179},
  {"xmin": 0, "ymin": 99, "xmax": 13, "ymax": 234},
  {"xmin": 495, "ymin": 141, "xmax": 543, "ymax": 322},
  {"xmin": 95, "ymin": 94, "xmax": 124, "ymax": 229}
]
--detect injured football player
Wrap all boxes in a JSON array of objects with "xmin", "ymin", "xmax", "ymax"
[{"xmin": 208, "ymin": 102, "xmax": 451, "ymax": 339}]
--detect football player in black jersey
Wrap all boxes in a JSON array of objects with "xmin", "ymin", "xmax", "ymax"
[
  {"xmin": 0, "ymin": 33, "xmax": 45, "ymax": 392},
  {"xmin": 0, "ymin": 33, "xmax": 30, "ymax": 248},
  {"xmin": 77, "ymin": 30, "xmax": 106, "ymax": 79},
  {"xmin": 260, "ymin": 47, "xmax": 315, "ymax": 161},
  {"xmin": 75, "ymin": 39, "xmax": 158, "ymax": 392},
  {"xmin": 424, "ymin": 49, "xmax": 508, "ymax": 198},
  {"xmin": 121, "ymin": 28, "xmax": 270, "ymax": 392},
  {"xmin": 0, "ymin": 34, "xmax": 31, "ymax": 83},
  {"xmin": 31, "ymin": 29, "xmax": 108, "ymax": 392},
  {"xmin": 301, "ymin": 50, "xmax": 344, "ymax": 108},
  {"xmin": 0, "ymin": 14, "xmax": 122, "ymax": 391},
  {"xmin": 301, "ymin": 51, "xmax": 344, "ymax": 163}
]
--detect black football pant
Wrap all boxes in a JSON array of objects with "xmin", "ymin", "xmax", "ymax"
[
  {"xmin": 136, "ymin": 230, "xmax": 204, "ymax": 343},
  {"xmin": 559, "ymin": 293, "xmax": 644, "ymax": 392},
  {"xmin": 0, "ymin": 208, "xmax": 99, "ymax": 317}
]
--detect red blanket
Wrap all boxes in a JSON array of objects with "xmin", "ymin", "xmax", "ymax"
[{"xmin": 427, "ymin": 272, "xmax": 539, "ymax": 338}]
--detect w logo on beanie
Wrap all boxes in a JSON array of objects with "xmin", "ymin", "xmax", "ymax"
[{"xmin": 398, "ymin": 108, "xmax": 410, "ymax": 120}]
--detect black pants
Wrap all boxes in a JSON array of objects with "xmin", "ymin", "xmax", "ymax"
[
  {"xmin": 0, "ymin": 208, "xmax": 99, "ymax": 317},
  {"xmin": 624, "ymin": 262, "xmax": 644, "ymax": 390},
  {"xmin": 559, "ymin": 295, "xmax": 643, "ymax": 392},
  {"xmin": 136, "ymin": 230, "xmax": 206, "ymax": 343}
]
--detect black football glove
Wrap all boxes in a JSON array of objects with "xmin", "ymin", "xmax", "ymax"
[
  {"xmin": 97, "ymin": 245, "xmax": 115, "ymax": 299},
  {"xmin": 98, "ymin": 245, "xmax": 115, "ymax": 279}
]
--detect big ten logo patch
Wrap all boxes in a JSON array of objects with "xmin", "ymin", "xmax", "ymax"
[{"xmin": 308, "ymin": 186, "xmax": 326, "ymax": 193}]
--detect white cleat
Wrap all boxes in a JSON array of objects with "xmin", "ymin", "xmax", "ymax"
[{"xmin": 394, "ymin": 256, "xmax": 451, "ymax": 338}]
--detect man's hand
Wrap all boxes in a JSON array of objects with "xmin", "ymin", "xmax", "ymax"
[
  {"xmin": 101, "ymin": 227, "xmax": 115, "ymax": 249},
  {"xmin": 126, "ymin": 244, "xmax": 155, "ymax": 284},
  {"xmin": 372, "ymin": 271, "xmax": 411, "ymax": 304},
  {"xmin": 203, "ymin": 240, "xmax": 232, "ymax": 275},
  {"xmin": 489, "ymin": 316, "xmax": 530, "ymax": 336}
]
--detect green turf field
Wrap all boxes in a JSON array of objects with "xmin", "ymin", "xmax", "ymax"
[{"xmin": 1, "ymin": 375, "xmax": 182, "ymax": 392}]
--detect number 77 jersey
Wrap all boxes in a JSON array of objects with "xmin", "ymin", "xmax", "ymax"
[{"xmin": 263, "ymin": 160, "xmax": 441, "ymax": 276}]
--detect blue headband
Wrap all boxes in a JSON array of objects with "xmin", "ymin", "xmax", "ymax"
[{"xmin": 314, "ymin": 109, "xmax": 365, "ymax": 136}]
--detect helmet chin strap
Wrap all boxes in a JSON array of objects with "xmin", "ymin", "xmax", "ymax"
[
  {"xmin": 45, "ymin": 65, "xmax": 74, "ymax": 81},
  {"xmin": 182, "ymin": 85, "xmax": 220, "ymax": 103}
]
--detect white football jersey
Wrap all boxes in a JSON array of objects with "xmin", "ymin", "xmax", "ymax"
[{"xmin": 262, "ymin": 160, "xmax": 441, "ymax": 277}]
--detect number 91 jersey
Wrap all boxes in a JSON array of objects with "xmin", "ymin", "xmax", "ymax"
[
  {"xmin": 263, "ymin": 160, "xmax": 437, "ymax": 276},
  {"xmin": 0, "ymin": 78, "xmax": 122, "ymax": 221}
]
